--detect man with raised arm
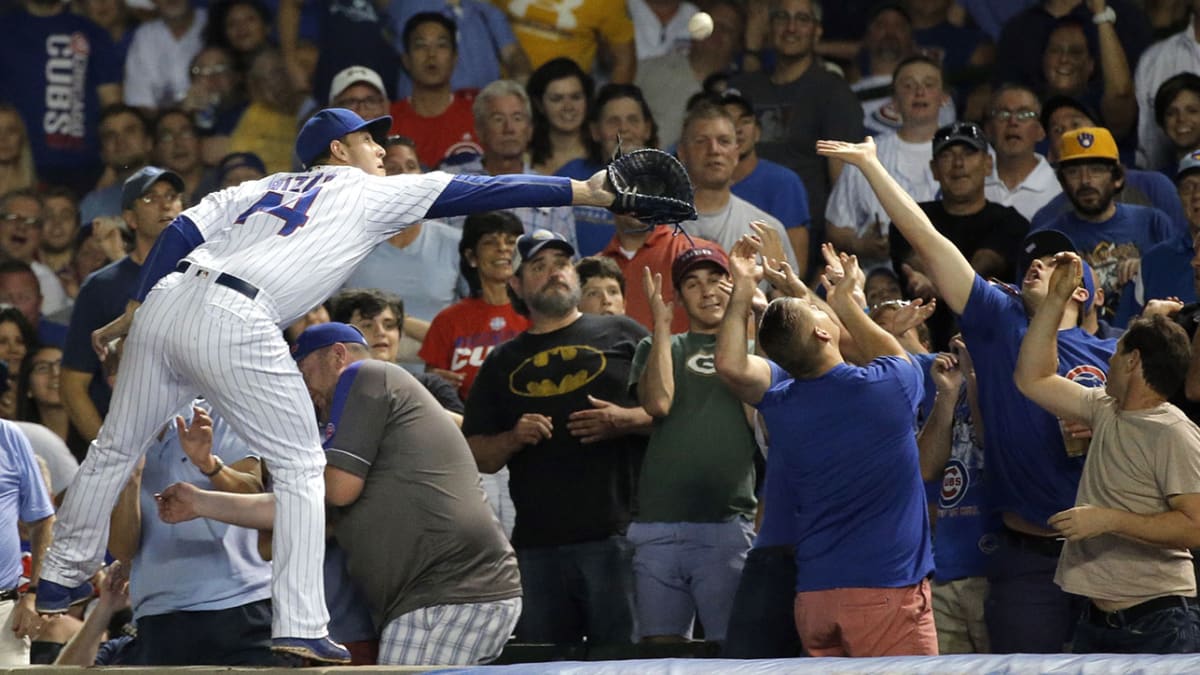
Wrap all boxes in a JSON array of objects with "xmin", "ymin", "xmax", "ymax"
[
  {"xmin": 1015, "ymin": 252, "xmax": 1200, "ymax": 654},
  {"xmin": 714, "ymin": 237, "xmax": 935, "ymax": 657},
  {"xmin": 816, "ymin": 137, "xmax": 1117, "ymax": 653}
]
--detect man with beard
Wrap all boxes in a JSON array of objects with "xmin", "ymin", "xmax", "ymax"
[
  {"xmin": 1034, "ymin": 126, "xmax": 1176, "ymax": 326},
  {"xmin": 464, "ymin": 229, "xmax": 650, "ymax": 646}
]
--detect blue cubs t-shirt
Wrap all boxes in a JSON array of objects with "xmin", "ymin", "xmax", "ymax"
[
  {"xmin": 756, "ymin": 357, "xmax": 934, "ymax": 591},
  {"xmin": 0, "ymin": 8, "xmax": 121, "ymax": 191},
  {"xmin": 959, "ymin": 274, "xmax": 1116, "ymax": 527}
]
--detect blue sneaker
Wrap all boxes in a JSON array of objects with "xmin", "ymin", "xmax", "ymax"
[
  {"xmin": 271, "ymin": 636, "xmax": 351, "ymax": 664},
  {"xmin": 34, "ymin": 579, "xmax": 94, "ymax": 614}
]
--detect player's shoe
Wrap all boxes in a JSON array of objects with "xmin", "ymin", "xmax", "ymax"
[
  {"xmin": 34, "ymin": 579, "xmax": 95, "ymax": 614},
  {"xmin": 271, "ymin": 636, "xmax": 352, "ymax": 664}
]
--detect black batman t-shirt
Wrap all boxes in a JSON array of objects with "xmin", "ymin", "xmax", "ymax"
[{"xmin": 463, "ymin": 313, "xmax": 649, "ymax": 548}]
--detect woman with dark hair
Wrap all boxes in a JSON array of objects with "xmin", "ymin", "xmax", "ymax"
[
  {"xmin": 527, "ymin": 58, "xmax": 594, "ymax": 176},
  {"xmin": 204, "ymin": 0, "xmax": 273, "ymax": 73},
  {"xmin": 420, "ymin": 211, "xmax": 527, "ymax": 401},
  {"xmin": 1154, "ymin": 72, "xmax": 1200, "ymax": 165},
  {"xmin": 0, "ymin": 306, "xmax": 35, "ymax": 420},
  {"xmin": 17, "ymin": 344, "xmax": 89, "ymax": 461},
  {"xmin": 555, "ymin": 83, "xmax": 660, "ymax": 255}
]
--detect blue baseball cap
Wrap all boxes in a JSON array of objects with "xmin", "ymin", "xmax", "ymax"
[
  {"xmin": 513, "ymin": 229, "xmax": 575, "ymax": 271},
  {"xmin": 1177, "ymin": 149, "xmax": 1200, "ymax": 182},
  {"xmin": 295, "ymin": 108, "xmax": 392, "ymax": 169},
  {"xmin": 121, "ymin": 166, "xmax": 184, "ymax": 210},
  {"xmin": 291, "ymin": 323, "xmax": 367, "ymax": 363},
  {"xmin": 1019, "ymin": 230, "xmax": 1096, "ymax": 313}
]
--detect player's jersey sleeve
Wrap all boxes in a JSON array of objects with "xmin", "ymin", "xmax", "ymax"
[{"xmin": 357, "ymin": 172, "xmax": 456, "ymax": 237}]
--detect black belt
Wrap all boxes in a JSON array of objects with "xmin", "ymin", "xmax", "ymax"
[
  {"xmin": 175, "ymin": 261, "xmax": 259, "ymax": 300},
  {"xmin": 0, "ymin": 588, "xmax": 18, "ymax": 602},
  {"xmin": 1003, "ymin": 527, "xmax": 1065, "ymax": 557},
  {"xmin": 1086, "ymin": 595, "xmax": 1194, "ymax": 628}
]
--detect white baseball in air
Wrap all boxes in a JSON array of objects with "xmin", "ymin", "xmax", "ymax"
[{"xmin": 688, "ymin": 11, "xmax": 714, "ymax": 41}]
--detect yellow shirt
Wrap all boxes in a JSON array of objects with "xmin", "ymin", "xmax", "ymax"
[
  {"xmin": 495, "ymin": 0, "xmax": 634, "ymax": 71},
  {"xmin": 229, "ymin": 103, "xmax": 298, "ymax": 175}
]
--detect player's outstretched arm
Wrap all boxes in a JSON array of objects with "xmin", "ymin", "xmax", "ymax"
[
  {"xmin": 816, "ymin": 138, "xmax": 975, "ymax": 315},
  {"xmin": 1014, "ymin": 253, "xmax": 1091, "ymax": 422}
]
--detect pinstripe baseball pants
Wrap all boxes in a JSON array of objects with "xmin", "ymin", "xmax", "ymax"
[{"xmin": 41, "ymin": 272, "xmax": 329, "ymax": 639}]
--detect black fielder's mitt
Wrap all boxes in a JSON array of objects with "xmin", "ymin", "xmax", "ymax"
[{"xmin": 606, "ymin": 148, "xmax": 698, "ymax": 225}]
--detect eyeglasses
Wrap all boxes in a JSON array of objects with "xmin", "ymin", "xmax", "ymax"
[
  {"xmin": 32, "ymin": 360, "xmax": 61, "ymax": 375},
  {"xmin": 870, "ymin": 299, "xmax": 910, "ymax": 312},
  {"xmin": 770, "ymin": 10, "xmax": 816, "ymax": 26},
  {"xmin": 139, "ymin": 191, "xmax": 182, "ymax": 206},
  {"xmin": 0, "ymin": 214, "xmax": 42, "ymax": 229},
  {"xmin": 990, "ymin": 109, "xmax": 1039, "ymax": 123},
  {"xmin": 334, "ymin": 95, "xmax": 385, "ymax": 109},
  {"xmin": 191, "ymin": 64, "xmax": 230, "ymax": 77}
]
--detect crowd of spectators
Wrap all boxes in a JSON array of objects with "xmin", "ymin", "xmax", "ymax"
[{"xmin": 4, "ymin": 0, "xmax": 1200, "ymax": 666}]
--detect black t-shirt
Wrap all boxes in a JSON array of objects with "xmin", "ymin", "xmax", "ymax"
[
  {"xmin": 890, "ymin": 201, "xmax": 1029, "ymax": 351},
  {"xmin": 463, "ymin": 314, "xmax": 649, "ymax": 548}
]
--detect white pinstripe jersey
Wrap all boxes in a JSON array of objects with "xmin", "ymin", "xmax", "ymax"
[{"xmin": 174, "ymin": 166, "xmax": 453, "ymax": 327}]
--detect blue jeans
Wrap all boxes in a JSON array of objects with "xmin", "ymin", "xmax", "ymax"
[
  {"xmin": 515, "ymin": 536, "xmax": 636, "ymax": 645},
  {"xmin": 721, "ymin": 545, "xmax": 803, "ymax": 658},
  {"xmin": 124, "ymin": 599, "xmax": 274, "ymax": 665},
  {"xmin": 627, "ymin": 519, "xmax": 753, "ymax": 642},
  {"xmin": 985, "ymin": 530, "xmax": 1085, "ymax": 653},
  {"xmin": 1074, "ymin": 599, "xmax": 1200, "ymax": 654}
]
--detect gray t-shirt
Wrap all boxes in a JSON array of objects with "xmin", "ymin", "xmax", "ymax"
[
  {"xmin": 690, "ymin": 195, "xmax": 798, "ymax": 271},
  {"xmin": 1056, "ymin": 387, "xmax": 1200, "ymax": 604},
  {"xmin": 730, "ymin": 64, "xmax": 865, "ymax": 232},
  {"xmin": 326, "ymin": 360, "xmax": 521, "ymax": 626}
]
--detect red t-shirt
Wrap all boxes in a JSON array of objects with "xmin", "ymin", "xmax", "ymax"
[
  {"xmin": 389, "ymin": 91, "xmax": 483, "ymax": 169},
  {"xmin": 600, "ymin": 228, "xmax": 725, "ymax": 335},
  {"xmin": 419, "ymin": 297, "xmax": 529, "ymax": 400}
]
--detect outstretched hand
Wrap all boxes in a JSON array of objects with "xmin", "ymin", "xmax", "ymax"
[
  {"xmin": 822, "ymin": 251, "xmax": 867, "ymax": 310},
  {"xmin": 815, "ymin": 137, "xmax": 879, "ymax": 167},
  {"xmin": 1048, "ymin": 252, "xmax": 1083, "ymax": 302},
  {"xmin": 728, "ymin": 235, "xmax": 763, "ymax": 286},
  {"xmin": 642, "ymin": 267, "xmax": 673, "ymax": 328},
  {"xmin": 176, "ymin": 407, "xmax": 217, "ymax": 474},
  {"xmin": 890, "ymin": 297, "xmax": 937, "ymax": 336},
  {"xmin": 156, "ymin": 481, "xmax": 203, "ymax": 524}
]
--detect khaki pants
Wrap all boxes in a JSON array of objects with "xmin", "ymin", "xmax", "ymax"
[{"xmin": 933, "ymin": 575, "xmax": 990, "ymax": 654}]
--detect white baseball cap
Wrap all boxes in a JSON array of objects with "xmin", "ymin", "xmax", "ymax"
[{"xmin": 329, "ymin": 66, "xmax": 386, "ymax": 103}]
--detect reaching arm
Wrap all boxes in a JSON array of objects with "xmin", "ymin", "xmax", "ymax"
[
  {"xmin": 61, "ymin": 368, "xmax": 102, "ymax": 441},
  {"xmin": 1092, "ymin": 0, "xmax": 1136, "ymax": 139},
  {"xmin": 716, "ymin": 237, "xmax": 774, "ymax": 404},
  {"xmin": 156, "ymin": 482, "xmax": 275, "ymax": 529},
  {"xmin": 276, "ymin": 0, "xmax": 309, "ymax": 93},
  {"xmin": 917, "ymin": 354, "xmax": 963, "ymax": 482},
  {"xmin": 816, "ymin": 139, "xmax": 976, "ymax": 313},
  {"xmin": 54, "ymin": 562, "xmax": 129, "ymax": 667},
  {"xmin": 1050, "ymin": 494, "xmax": 1200, "ymax": 548},
  {"xmin": 106, "ymin": 463, "xmax": 142, "ymax": 563},
  {"xmin": 500, "ymin": 42, "xmax": 532, "ymax": 85},
  {"xmin": 426, "ymin": 174, "xmax": 613, "ymax": 219},
  {"xmin": 1013, "ymin": 253, "xmax": 1093, "ymax": 422},
  {"xmin": 824, "ymin": 251, "xmax": 907, "ymax": 361},
  {"xmin": 637, "ymin": 268, "xmax": 675, "ymax": 417}
]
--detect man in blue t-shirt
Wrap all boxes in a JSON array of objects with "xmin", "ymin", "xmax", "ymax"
[
  {"xmin": 0, "ymin": 0, "xmax": 122, "ymax": 194},
  {"xmin": 818, "ymin": 136, "xmax": 1117, "ymax": 654},
  {"xmin": 1034, "ymin": 126, "xmax": 1176, "ymax": 326},
  {"xmin": 715, "ymin": 238, "xmax": 936, "ymax": 657}
]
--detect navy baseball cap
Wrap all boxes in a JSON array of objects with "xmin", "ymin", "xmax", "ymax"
[
  {"xmin": 217, "ymin": 152, "xmax": 267, "ymax": 185},
  {"xmin": 1019, "ymin": 230, "xmax": 1096, "ymax": 312},
  {"xmin": 295, "ymin": 108, "xmax": 392, "ymax": 169},
  {"xmin": 291, "ymin": 323, "xmax": 367, "ymax": 363},
  {"xmin": 513, "ymin": 229, "xmax": 575, "ymax": 271},
  {"xmin": 121, "ymin": 166, "xmax": 184, "ymax": 210}
]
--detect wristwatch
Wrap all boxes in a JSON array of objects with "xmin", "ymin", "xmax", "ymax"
[
  {"xmin": 1093, "ymin": 6, "xmax": 1116, "ymax": 24},
  {"xmin": 201, "ymin": 456, "xmax": 224, "ymax": 477}
]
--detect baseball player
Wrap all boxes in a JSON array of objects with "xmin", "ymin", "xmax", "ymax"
[{"xmin": 33, "ymin": 108, "xmax": 648, "ymax": 664}]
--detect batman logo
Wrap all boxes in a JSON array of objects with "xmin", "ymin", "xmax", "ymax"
[{"xmin": 509, "ymin": 345, "xmax": 607, "ymax": 397}]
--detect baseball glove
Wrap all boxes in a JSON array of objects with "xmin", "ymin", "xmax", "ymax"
[{"xmin": 606, "ymin": 149, "xmax": 698, "ymax": 225}]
